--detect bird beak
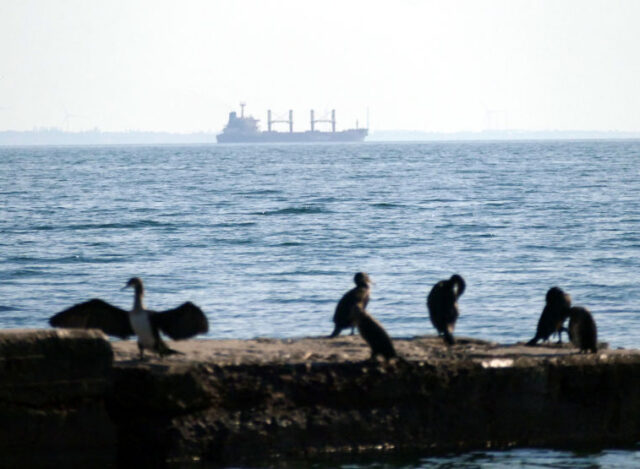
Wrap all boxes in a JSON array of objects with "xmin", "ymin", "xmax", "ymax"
[{"xmin": 121, "ymin": 284, "xmax": 130, "ymax": 290}]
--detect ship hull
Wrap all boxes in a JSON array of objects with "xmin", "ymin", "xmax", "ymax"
[{"xmin": 216, "ymin": 129, "xmax": 367, "ymax": 143}]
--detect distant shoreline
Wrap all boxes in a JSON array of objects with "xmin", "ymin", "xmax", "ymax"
[{"xmin": 1, "ymin": 128, "xmax": 640, "ymax": 146}]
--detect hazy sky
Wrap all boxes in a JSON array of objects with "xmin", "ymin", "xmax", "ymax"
[{"xmin": 1, "ymin": 0, "xmax": 639, "ymax": 133}]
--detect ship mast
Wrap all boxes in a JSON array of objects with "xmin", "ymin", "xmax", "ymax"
[{"xmin": 240, "ymin": 102, "xmax": 246, "ymax": 118}]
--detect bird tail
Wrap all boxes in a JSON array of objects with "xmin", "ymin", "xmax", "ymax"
[
  {"xmin": 443, "ymin": 330, "xmax": 455, "ymax": 345},
  {"xmin": 328, "ymin": 326, "xmax": 341, "ymax": 338},
  {"xmin": 526, "ymin": 336, "xmax": 539, "ymax": 346}
]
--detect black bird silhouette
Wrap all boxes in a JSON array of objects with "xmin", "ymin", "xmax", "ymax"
[
  {"xmin": 527, "ymin": 287, "xmax": 572, "ymax": 346},
  {"xmin": 49, "ymin": 277, "xmax": 209, "ymax": 358},
  {"xmin": 351, "ymin": 308, "xmax": 396, "ymax": 360},
  {"xmin": 427, "ymin": 274, "xmax": 466, "ymax": 345},
  {"xmin": 329, "ymin": 272, "xmax": 371, "ymax": 338},
  {"xmin": 568, "ymin": 306, "xmax": 598, "ymax": 353}
]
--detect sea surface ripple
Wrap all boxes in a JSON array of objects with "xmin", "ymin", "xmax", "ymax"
[
  {"xmin": 2, "ymin": 141, "xmax": 640, "ymax": 467},
  {"xmin": 2, "ymin": 141, "xmax": 639, "ymax": 348}
]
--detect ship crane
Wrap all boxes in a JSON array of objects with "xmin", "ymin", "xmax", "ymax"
[
  {"xmin": 310, "ymin": 109, "xmax": 336, "ymax": 132},
  {"xmin": 267, "ymin": 109, "xmax": 294, "ymax": 132},
  {"xmin": 216, "ymin": 103, "xmax": 367, "ymax": 143}
]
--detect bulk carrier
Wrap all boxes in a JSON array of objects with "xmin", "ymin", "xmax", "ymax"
[{"xmin": 216, "ymin": 104, "xmax": 368, "ymax": 143}]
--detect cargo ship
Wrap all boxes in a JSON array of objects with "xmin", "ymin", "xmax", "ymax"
[{"xmin": 216, "ymin": 104, "xmax": 368, "ymax": 143}]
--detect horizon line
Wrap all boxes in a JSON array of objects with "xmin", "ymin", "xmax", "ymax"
[{"xmin": 2, "ymin": 127, "xmax": 640, "ymax": 135}]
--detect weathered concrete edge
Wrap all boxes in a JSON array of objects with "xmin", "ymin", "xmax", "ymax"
[
  {"xmin": 0, "ymin": 329, "xmax": 116, "ymax": 466},
  {"xmin": 109, "ymin": 340, "xmax": 640, "ymax": 466},
  {"xmin": 3, "ymin": 329, "xmax": 640, "ymax": 467}
]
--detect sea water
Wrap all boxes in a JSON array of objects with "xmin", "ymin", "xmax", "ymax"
[{"xmin": 1, "ymin": 140, "xmax": 640, "ymax": 467}]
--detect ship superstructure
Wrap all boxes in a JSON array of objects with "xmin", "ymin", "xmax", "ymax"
[{"xmin": 216, "ymin": 104, "xmax": 367, "ymax": 143}]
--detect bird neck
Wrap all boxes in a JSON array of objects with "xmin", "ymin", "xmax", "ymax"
[{"xmin": 132, "ymin": 288, "xmax": 145, "ymax": 311}]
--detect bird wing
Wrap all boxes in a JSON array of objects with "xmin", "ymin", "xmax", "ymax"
[
  {"xmin": 334, "ymin": 287, "xmax": 369, "ymax": 326},
  {"xmin": 427, "ymin": 280, "xmax": 445, "ymax": 308},
  {"xmin": 333, "ymin": 291, "xmax": 353, "ymax": 325},
  {"xmin": 427, "ymin": 281, "xmax": 458, "ymax": 331},
  {"xmin": 49, "ymin": 298, "xmax": 134, "ymax": 339},
  {"xmin": 152, "ymin": 302, "xmax": 209, "ymax": 340}
]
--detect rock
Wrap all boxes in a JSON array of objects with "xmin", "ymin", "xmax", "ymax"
[
  {"xmin": 4, "ymin": 330, "xmax": 640, "ymax": 467},
  {"xmin": 0, "ymin": 329, "xmax": 116, "ymax": 466},
  {"xmin": 109, "ymin": 336, "xmax": 640, "ymax": 466}
]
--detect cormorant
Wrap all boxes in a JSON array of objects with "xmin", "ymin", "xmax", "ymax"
[
  {"xmin": 351, "ymin": 308, "xmax": 396, "ymax": 360},
  {"xmin": 49, "ymin": 277, "xmax": 208, "ymax": 358},
  {"xmin": 329, "ymin": 272, "xmax": 371, "ymax": 338},
  {"xmin": 568, "ymin": 306, "xmax": 598, "ymax": 353},
  {"xmin": 526, "ymin": 287, "xmax": 572, "ymax": 346},
  {"xmin": 427, "ymin": 274, "xmax": 466, "ymax": 345}
]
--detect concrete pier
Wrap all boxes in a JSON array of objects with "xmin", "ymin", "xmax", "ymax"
[
  {"xmin": 0, "ymin": 329, "xmax": 116, "ymax": 466},
  {"xmin": 1, "ymin": 329, "xmax": 639, "ymax": 467}
]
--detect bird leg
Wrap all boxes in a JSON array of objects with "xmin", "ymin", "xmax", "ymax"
[{"xmin": 137, "ymin": 342, "xmax": 145, "ymax": 360}]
